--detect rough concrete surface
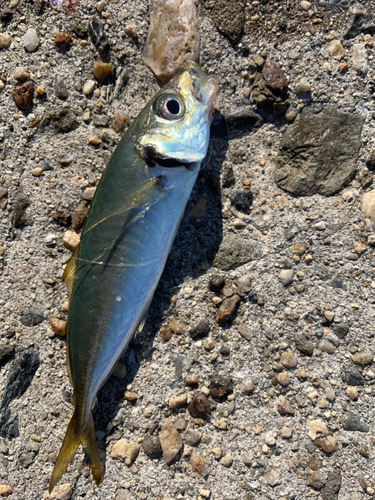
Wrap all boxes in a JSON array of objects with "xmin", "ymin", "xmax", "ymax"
[{"xmin": 1, "ymin": 1, "xmax": 375, "ymax": 499}]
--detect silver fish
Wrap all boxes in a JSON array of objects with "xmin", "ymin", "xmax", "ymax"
[{"xmin": 49, "ymin": 61, "xmax": 218, "ymax": 491}]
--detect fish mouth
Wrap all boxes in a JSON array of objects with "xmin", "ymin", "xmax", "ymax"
[{"xmin": 142, "ymin": 144, "xmax": 194, "ymax": 170}]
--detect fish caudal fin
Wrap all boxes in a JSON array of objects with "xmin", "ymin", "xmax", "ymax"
[{"xmin": 49, "ymin": 411, "xmax": 102, "ymax": 493}]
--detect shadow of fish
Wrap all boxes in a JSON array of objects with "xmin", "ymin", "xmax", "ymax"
[{"xmin": 49, "ymin": 61, "xmax": 218, "ymax": 492}]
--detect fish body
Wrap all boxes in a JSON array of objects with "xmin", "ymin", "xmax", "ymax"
[{"xmin": 49, "ymin": 61, "xmax": 218, "ymax": 491}]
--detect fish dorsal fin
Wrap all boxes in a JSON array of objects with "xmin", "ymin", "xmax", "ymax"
[{"xmin": 62, "ymin": 244, "xmax": 80, "ymax": 301}]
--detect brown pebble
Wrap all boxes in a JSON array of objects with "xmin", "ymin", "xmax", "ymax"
[
  {"xmin": 160, "ymin": 327, "xmax": 172, "ymax": 342},
  {"xmin": 315, "ymin": 435, "xmax": 338, "ymax": 453},
  {"xmin": 209, "ymin": 377, "xmax": 233, "ymax": 400},
  {"xmin": 35, "ymin": 86, "xmax": 45, "ymax": 96},
  {"xmin": 112, "ymin": 111, "xmax": 129, "ymax": 133},
  {"xmin": 124, "ymin": 390, "xmax": 138, "ymax": 402},
  {"xmin": 55, "ymin": 32, "xmax": 72, "ymax": 47},
  {"xmin": 72, "ymin": 202, "xmax": 88, "ymax": 231},
  {"xmin": 292, "ymin": 242, "xmax": 308, "ymax": 254},
  {"xmin": 31, "ymin": 167, "xmax": 42, "ymax": 177},
  {"xmin": 49, "ymin": 317, "xmax": 67, "ymax": 336},
  {"xmin": 12, "ymin": 81, "xmax": 34, "ymax": 109},
  {"xmin": 185, "ymin": 376, "xmax": 198, "ymax": 388},
  {"xmin": 277, "ymin": 396, "xmax": 295, "ymax": 415},
  {"xmin": 190, "ymin": 455, "xmax": 209, "ymax": 477},
  {"xmin": 339, "ymin": 62, "xmax": 348, "ymax": 72},
  {"xmin": 262, "ymin": 60, "xmax": 287, "ymax": 92},
  {"xmin": 82, "ymin": 187, "xmax": 96, "ymax": 201},
  {"xmin": 355, "ymin": 242, "xmax": 367, "ymax": 255},
  {"xmin": 92, "ymin": 61, "xmax": 112, "ymax": 83},
  {"xmin": 88, "ymin": 135, "xmax": 102, "ymax": 145},
  {"xmin": 0, "ymin": 485, "xmax": 13, "ymax": 496},
  {"xmin": 62, "ymin": 230, "xmax": 80, "ymax": 251},
  {"xmin": 216, "ymin": 294, "xmax": 240, "ymax": 323},
  {"xmin": 187, "ymin": 393, "xmax": 211, "ymax": 418}
]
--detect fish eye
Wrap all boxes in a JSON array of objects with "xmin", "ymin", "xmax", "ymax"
[{"xmin": 156, "ymin": 94, "xmax": 185, "ymax": 120}]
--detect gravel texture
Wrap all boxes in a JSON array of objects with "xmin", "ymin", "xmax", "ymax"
[{"xmin": 1, "ymin": 1, "xmax": 375, "ymax": 499}]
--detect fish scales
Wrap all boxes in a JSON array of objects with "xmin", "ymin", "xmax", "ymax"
[{"xmin": 49, "ymin": 61, "xmax": 218, "ymax": 492}]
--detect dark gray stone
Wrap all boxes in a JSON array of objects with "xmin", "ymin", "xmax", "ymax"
[
  {"xmin": 209, "ymin": 0, "xmax": 245, "ymax": 45},
  {"xmin": 184, "ymin": 430, "xmax": 201, "ymax": 446},
  {"xmin": 54, "ymin": 75, "xmax": 69, "ymax": 99},
  {"xmin": 322, "ymin": 467, "xmax": 341, "ymax": 500},
  {"xmin": 0, "ymin": 344, "xmax": 15, "ymax": 366},
  {"xmin": 345, "ymin": 366, "xmax": 364, "ymax": 386},
  {"xmin": 187, "ymin": 317, "xmax": 210, "ymax": 339},
  {"xmin": 275, "ymin": 105, "xmax": 364, "ymax": 196},
  {"xmin": 294, "ymin": 333, "xmax": 314, "ymax": 356},
  {"xmin": 18, "ymin": 451, "xmax": 35, "ymax": 468},
  {"xmin": 229, "ymin": 190, "xmax": 253, "ymax": 214},
  {"xmin": 213, "ymin": 234, "xmax": 264, "ymax": 270},
  {"xmin": 341, "ymin": 411, "xmax": 369, "ymax": 432},
  {"xmin": 20, "ymin": 308, "xmax": 45, "ymax": 327},
  {"xmin": 224, "ymin": 109, "xmax": 263, "ymax": 139},
  {"xmin": 332, "ymin": 323, "xmax": 349, "ymax": 339},
  {"xmin": 0, "ymin": 349, "xmax": 40, "ymax": 438},
  {"xmin": 141, "ymin": 434, "xmax": 162, "ymax": 460},
  {"xmin": 88, "ymin": 16, "xmax": 109, "ymax": 57}
]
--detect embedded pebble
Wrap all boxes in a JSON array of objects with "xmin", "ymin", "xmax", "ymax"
[
  {"xmin": 188, "ymin": 393, "xmax": 211, "ymax": 418},
  {"xmin": 54, "ymin": 75, "xmax": 69, "ymax": 100},
  {"xmin": 49, "ymin": 318, "xmax": 66, "ymax": 337},
  {"xmin": 143, "ymin": 0, "xmax": 199, "ymax": 83},
  {"xmin": 54, "ymin": 32, "xmax": 72, "ymax": 48},
  {"xmin": 315, "ymin": 435, "xmax": 339, "ymax": 453},
  {"xmin": 216, "ymin": 295, "xmax": 240, "ymax": 323},
  {"xmin": 308, "ymin": 419, "xmax": 328, "ymax": 440},
  {"xmin": 278, "ymin": 269, "xmax": 293, "ymax": 286},
  {"xmin": 295, "ymin": 78, "xmax": 310, "ymax": 93},
  {"xmin": 318, "ymin": 339, "xmax": 335, "ymax": 354},
  {"xmin": 0, "ymin": 33, "xmax": 11, "ymax": 49},
  {"xmin": 264, "ymin": 469, "xmax": 280, "ymax": 487},
  {"xmin": 14, "ymin": 67, "xmax": 29, "ymax": 81},
  {"xmin": 277, "ymin": 371, "xmax": 290, "ymax": 386},
  {"xmin": 43, "ymin": 484, "xmax": 72, "ymax": 500},
  {"xmin": 159, "ymin": 422, "xmax": 183, "ymax": 465},
  {"xmin": 0, "ymin": 485, "xmax": 13, "ymax": 496},
  {"xmin": 185, "ymin": 430, "xmax": 201, "ymax": 446},
  {"xmin": 277, "ymin": 396, "xmax": 295, "ymax": 415},
  {"xmin": 110, "ymin": 439, "xmax": 139, "ymax": 465},
  {"xmin": 280, "ymin": 350, "xmax": 298, "ymax": 368},
  {"xmin": 190, "ymin": 455, "xmax": 209, "ymax": 477},
  {"xmin": 83, "ymin": 80, "xmax": 96, "ymax": 95},
  {"xmin": 62, "ymin": 231, "xmax": 80, "ymax": 252},
  {"xmin": 352, "ymin": 350, "xmax": 373, "ymax": 365},
  {"xmin": 88, "ymin": 17, "xmax": 109, "ymax": 57},
  {"xmin": 328, "ymin": 40, "xmax": 344, "ymax": 60},
  {"xmin": 209, "ymin": 377, "xmax": 233, "ymax": 399},
  {"xmin": 82, "ymin": 187, "xmax": 96, "ymax": 201},
  {"xmin": 169, "ymin": 393, "xmax": 187, "ymax": 409},
  {"xmin": 22, "ymin": 28, "xmax": 39, "ymax": 51},
  {"xmin": 92, "ymin": 62, "xmax": 112, "ymax": 83},
  {"xmin": 346, "ymin": 386, "xmax": 358, "ymax": 400},
  {"xmin": 141, "ymin": 434, "xmax": 162, "ymax": 460},
  {"xmin": 12, "ymin": 81, "xmax": 34, "ymax": 109},
  {"xmin": 352, "ymin": 43, "xmax": 368, "ymax": 75}
]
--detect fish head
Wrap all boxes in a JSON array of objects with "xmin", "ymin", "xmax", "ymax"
[{"xmin": 137, "ymin": 61, "xmax": 218, "ymax": 169}]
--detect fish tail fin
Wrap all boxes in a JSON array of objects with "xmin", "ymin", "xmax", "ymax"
[{"xmin": 49, "ymin": 411, "xmax": 102, "ymax": 493}]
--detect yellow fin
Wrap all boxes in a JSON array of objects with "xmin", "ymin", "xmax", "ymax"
[
  {"xmin": 62, "ymin": 244, "xmax": 80, "ymax": 301},
  {"xmin": 49, "ymin": 411, "xmax": 102, "ymax": 493}
]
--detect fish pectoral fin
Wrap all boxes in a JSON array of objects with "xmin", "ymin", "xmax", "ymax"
[
  {"xmin": 49, "ymin": 410, "xmax": 102, "ymax": 493},
  {"xmin": 83, "ymin": 175, "xmax": 165, "ymax": 235},
  {"xmin": 62, "ymin": 244, "xmax": 80, "ymax": 301}
]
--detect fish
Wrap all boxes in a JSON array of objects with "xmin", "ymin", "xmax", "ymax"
[{"xmin": 49, "ymin": 61, "xmax": 218, "ymax": 492}]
